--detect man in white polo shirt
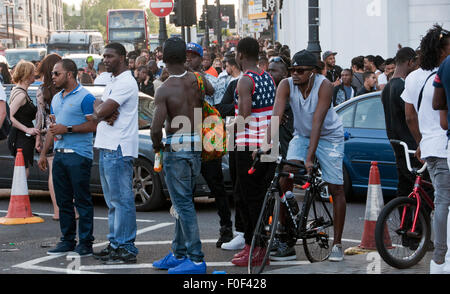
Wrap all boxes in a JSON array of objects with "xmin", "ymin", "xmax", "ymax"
[{"xmin": 92, "ymin": 43, "xmax": 139, "ymax": 264}]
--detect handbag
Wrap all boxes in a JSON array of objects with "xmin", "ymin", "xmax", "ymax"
[{"xmin": 194, "ymin": 72, "xmax": 227, "ymax": 161}]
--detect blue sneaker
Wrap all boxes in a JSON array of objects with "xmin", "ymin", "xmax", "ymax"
[
  {"xmin": 168, "ymin": 259, "xmax": 207, "ymax": 274},
  {"xmin": 153, "ymin": 252, "xmax": 186, "ymax": 270}
]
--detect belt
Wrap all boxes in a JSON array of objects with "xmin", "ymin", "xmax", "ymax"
[
  {"xmin": 164, "ymin": 144, "xmax": 199, "ymax": 153},
  {"xmin": 55, "ymin": 148, "xmax": 75, "ymax": 153}
]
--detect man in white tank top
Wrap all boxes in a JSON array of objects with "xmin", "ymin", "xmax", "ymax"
[{"xmin": 261, "ymin": 50, "xmax": 347, "ymax": 262}]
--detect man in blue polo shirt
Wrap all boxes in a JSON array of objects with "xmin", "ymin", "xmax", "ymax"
[{"xmin": 38, "ymin": 59, "xmax": 97, "ymax": 256}]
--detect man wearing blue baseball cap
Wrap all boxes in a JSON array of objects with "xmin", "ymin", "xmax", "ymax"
[{"xmin": 186, "ymin": 42, "xmax": 204, "ymax": 58}]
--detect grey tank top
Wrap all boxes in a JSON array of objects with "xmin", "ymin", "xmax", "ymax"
[{"xmin": 288, "ymin": 75, "xmax": 344, "ymax": 142}]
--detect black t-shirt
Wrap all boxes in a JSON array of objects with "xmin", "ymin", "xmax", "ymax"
[
  {"xmin": 326, "ymin": 65, "xmax": 343, "ymax": 83},
  {"xmin": 381, "ymin": 77, "xmax": 417, "ymax": 149},
  {"xmin": 356, "ymin": 86, "xmax": 375, "ymax": 96}
]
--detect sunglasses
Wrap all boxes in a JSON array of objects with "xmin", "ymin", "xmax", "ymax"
[
  {"xmin": 269, "ymin": 56, "xmax": 287, "ymax": 66},
  {"xmin": 289, "ymin": 67, "xmax": 315, "ymax": 74},
  {"xmin": 51, "ymin": 71, "xmax": 66, "ymax": 77}
]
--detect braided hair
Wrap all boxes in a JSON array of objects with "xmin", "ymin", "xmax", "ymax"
[{"xmin": 419, "ymin": 24, "xmax": 449, "ymax": 71}]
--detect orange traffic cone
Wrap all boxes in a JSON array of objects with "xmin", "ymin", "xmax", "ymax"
[
  {"xmin": 345, "ymin": 161, "xmax": 391, "ymax": 254},
  {"xmin": 0, "ymin": 149, "xmax": 44, "ymax": 225}
]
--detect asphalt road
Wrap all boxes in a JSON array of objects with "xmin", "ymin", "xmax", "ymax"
[{"xmin": 0, "ymin": 188, "xmax": 372, "ymax": 275}]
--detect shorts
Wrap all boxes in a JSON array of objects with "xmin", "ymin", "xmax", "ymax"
[{"xmin": 286, "ymin": 135, "xmax": 344, "ymax": 185}]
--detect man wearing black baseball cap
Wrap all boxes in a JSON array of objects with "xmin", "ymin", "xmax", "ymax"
[
  {"xmin": 323, "ymin": 50, "xmax": 342, "ymax": 86},
  {"xmin": 261, "ymin": 49, "xmax": 347, "ymax": 261}
]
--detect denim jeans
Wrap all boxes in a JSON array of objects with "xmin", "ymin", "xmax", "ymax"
[
  {"xmin": 426, "ymin": 157, "xmax": 450, "ymax": 264},
  {"xmin": 52, "ymin": 152, "xmax": 94, "ymax": 246},
  {"xmin": 163, "ymin": 151, "xmax": 204, "ymax": 262},
  {"xmin": 99, "ymin": 146, "xmax": 138, "ymax": 256},
  {"xmin": 201, "ymin": 158, "xmax": 232, "ymax": 228}
]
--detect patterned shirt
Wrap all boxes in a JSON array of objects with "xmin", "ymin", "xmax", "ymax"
[
  {"xmin": 205, "ymin": 73, "xmax": 228, "ymax": 106},
  {"xmin": 234, "ymin": 70, "xmax": 276, "ymax": 147}
]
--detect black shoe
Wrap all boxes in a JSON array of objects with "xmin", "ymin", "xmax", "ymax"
[
  {"xmin": 47, "ymin": 242, "xmax": 76, "ymax": 255},
  {"xmin": 216, "ymin": 226, "xmax": 233, "ymax": 248},
  {"xmin": 270, "ymin": 242, "xmax": 296, "ymax": 261},
  {"xmin": 93, "ymin": 244, "xmax": 114, "ymax": 260},
  {"xmin": 73, "ymin": 243, "xmax": 93, "ymax": 257},
  {"xmin": 103, "ymin": 247, "xmax": 137, "ymax": 264}
]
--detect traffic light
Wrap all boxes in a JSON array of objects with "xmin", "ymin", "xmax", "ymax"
[
  {"xmin": 182, "ymin": 0, "xmax": 197, "ymax": 27},
  {"xmin": 169, "ymin": 0, "xmax": 197, "ymax": 27},
  {"xmin": 201, "ymin": 5, "xmax": 235, "ymax": 30},
  {"xmin": 169, "ymin": 0, "xmax": 182, "ymax": 26}
]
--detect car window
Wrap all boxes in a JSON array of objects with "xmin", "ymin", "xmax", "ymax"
[
  {"xmin": 354, "ymin": 97, "xmax": 386, "ymax": 129},
  {"xmin": 337, "ymin": 104, "xmax": 355, "ymax": 128},
  {"xmin": 138, "ymin": 96, "xmax": 154, "ymax": 129}
]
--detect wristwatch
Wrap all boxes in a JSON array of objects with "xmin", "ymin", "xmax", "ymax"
[{"xmin": 67, "ymin": 126, "xmax": 73, "ymax": 134}]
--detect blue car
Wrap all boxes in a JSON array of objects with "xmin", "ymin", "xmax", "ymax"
[{"xmin": 334, "ymin": 91, "xmax": 398, "ymax": 200}]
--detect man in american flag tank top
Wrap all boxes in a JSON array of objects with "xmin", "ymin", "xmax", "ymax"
[{"xmin": 230, "ymin": 37, "xmax": 277, "ymax": 267}]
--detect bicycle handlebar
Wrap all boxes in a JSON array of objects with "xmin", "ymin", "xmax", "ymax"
[{"xmin": 389, "ymin": 140, "xmax": 427, "ymax": 174}]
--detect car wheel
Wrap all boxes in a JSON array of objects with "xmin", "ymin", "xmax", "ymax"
[
  {"xmin": 133, "ymin": 157, "xmax": 165, "ymax": 212},
  {"xmin": 343, "ymin": 166, "xmax": 354, "ymax": 202}
]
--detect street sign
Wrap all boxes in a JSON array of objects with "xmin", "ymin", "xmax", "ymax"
[{"xmin": 150, "ymin": 0, "xmax": 174, "ymax": 18}]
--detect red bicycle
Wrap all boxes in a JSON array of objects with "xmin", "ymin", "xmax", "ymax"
[{"xmin": 375, "ymin": 140, "xmax": 434, "ymax": 269}]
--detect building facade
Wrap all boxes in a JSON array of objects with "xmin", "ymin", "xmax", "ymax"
[
  {"xmin": 1, "ymin": 0, "xmax": 64, "ymax": 48},
  {"xmin": 239, "ymin": 0, "xmax": 450, "ymax": 68}
]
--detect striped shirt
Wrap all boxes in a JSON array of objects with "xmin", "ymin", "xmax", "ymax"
[{"xmin": 234, "ymin": 70, "xmax": 276, "ymax": 147}]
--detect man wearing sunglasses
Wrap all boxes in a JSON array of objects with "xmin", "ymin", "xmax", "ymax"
[
  {"xmin": 261, "ymin": 49, "xmax": 347, "ymax": 262},
  {"xmin": 38, "ymin": 59, "xmax": 97, "ymax": 257}
]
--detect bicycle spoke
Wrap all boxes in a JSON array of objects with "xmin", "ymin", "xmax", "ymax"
[
  {"xmin": 303, "ymin": 192, "xmax": 334, "ymax": 263},
  {"xmin": 375, "ymin": 197, "xmax": 430, "ymax": 269},
  {"xmin": 249, "ymin": 192, "xmax": 280, "ymax": 274}
]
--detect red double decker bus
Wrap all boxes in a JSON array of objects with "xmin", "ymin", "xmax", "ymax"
[{"xmin": 106, "ymin": 9, "xmax": 149, "ymax": 52}]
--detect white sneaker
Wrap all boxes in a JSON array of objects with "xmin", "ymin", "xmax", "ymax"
[
  {"xmin": 221, "ymin": 232, "xmax": 245, "ymax": 250},
  {"xmin": 444, "ymin": 263, "xmax": 450, "ymax": 274},
  {"xmin": 430, "ymin": 260, "xmax": 446, "ymax": 274},
  {"xmin": 328, "ymin": 244, "xmax": 344, "ymax": 262}
]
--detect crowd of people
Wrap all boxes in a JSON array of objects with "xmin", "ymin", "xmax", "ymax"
[{"xmin": 0, "ymin": 23, "xmax": 449, "ymax": 275}]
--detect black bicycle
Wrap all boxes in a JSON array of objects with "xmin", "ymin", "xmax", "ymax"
[{"xmin": 248, "ymin": 151, "xmax": 334, "ymax": 274}]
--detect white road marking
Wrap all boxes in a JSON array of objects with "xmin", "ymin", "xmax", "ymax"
[
  {"xmin": 78, "ymin": 260, "xmax": 312, "ymax": 271},
  {"xmin": 6, "ymin": 205, "xmax": 363, "ymax": 274},
  {"xmin": 0, "ymin": 210, "xmax": 155, "ymax": 223},
  {"xmin": 12, "ymin": 222, "xmax": 174, "ymax": 274}
]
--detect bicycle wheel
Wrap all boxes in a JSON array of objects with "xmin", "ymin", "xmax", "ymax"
[
  {"xmin": 375, "ymin": 197, "xmax": 431, "ymax": 269},
  {"xmin": 302, "ymin": 190, "xmax": 334, "ymax": 263},
  {"xmin": 248, "ymin": 191, "xmax": 280, "ymax": 274}
]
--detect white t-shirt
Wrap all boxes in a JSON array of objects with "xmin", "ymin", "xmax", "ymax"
[
  {"xmin": 377, "ymin": 73, "xmax": 388, "ymax": 85},
  {"xmin": 94, "ymin": 70, "xmax": 139, "ymax": 158},
  {"xmin": 401, "ymin": 68, "xmax": 447, "ymax": 159},
  {"xmin": 94, "ymin": 72, "xmax": 113, "ymax": 85}
]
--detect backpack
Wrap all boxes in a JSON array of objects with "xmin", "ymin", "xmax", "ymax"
[
  {"xmin": 194, "ymin": 72, "xmax": 227, "ymax": 162},
  {"xmin": 0, "ymin": 100, "xmax": 11, "ymax": 140}
]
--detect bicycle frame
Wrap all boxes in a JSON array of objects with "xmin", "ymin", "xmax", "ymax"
[{"xmin": 401, "ymin": 175, "xmax": 434, "ymax": 234}]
